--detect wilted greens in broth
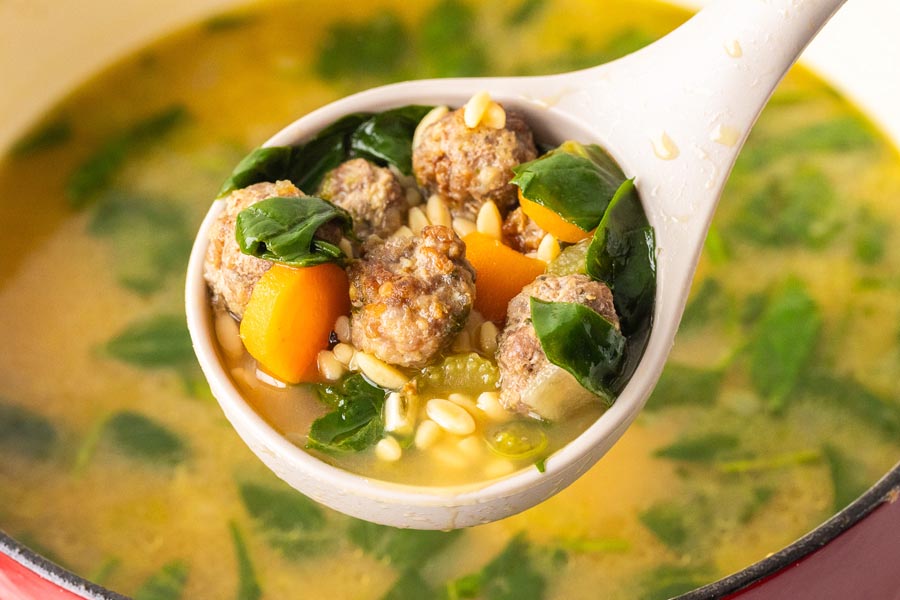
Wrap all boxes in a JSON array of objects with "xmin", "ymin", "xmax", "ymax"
[{"xmin": 0, "ymin": 0, "xmax": 899, "ymax": 599}]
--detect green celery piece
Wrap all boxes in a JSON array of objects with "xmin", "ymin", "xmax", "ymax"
[
  {"xmin": 654, "ymin": 433, "xmax": 739, "ymax": 463},
  {"xmin": 308, "ymin": 374, "xmax": 387, "ymax": 453},
  {"xmin": 10, "ymin": 119, "xmax": 72, "ymax": 157},
  {"xmin": 238, "ymin": 481, "xmax": 330, "ymax": 559},
  {"xmin": 644, "ymin": 364, "xmax": 722, "ymax": 411},
  {"xmin": 416, "ymin": 352, "xmax": 500, "ymax": 395},
  {"xmin": 545, "ymin": 238, "xmax": 589, "ymax": 276},
  {"xmin": 747, "ymin": 278, "xmax": 821, "ymax": 411},
  {"xmin": 230, "ymin": 522, "xmax": 262, "ymax": 600},
  {"xmin": 0, "ymin": 402, "xmax": 57, "ymax": 460},
  {"xmin": 716, "ymin": 449, "xmax": 820, "ymax": 474},
  {"xmin": 530, "ymin": 298, "xmax": 626, "ymax": 402},
  {"xmin": 639, "ymin": 503, "xmax": 689, "ymax": 550},
  {"xmin": 511, "ymin": 142, "xmax": 625, "ymax": 231},
  {"xmin": 235, "ymin": 196, "xmax": 352, "ymax": 267},
  {"xmin": 316, "ymin": 13, "xmax": 409, "ymax": 81},
  {"xmin": 105, "ymin": 314, "xmax": 195, "ymax": 369},
  {"xmin": 823, "ymin": 444, "xmax": 870, "ymax": 512},
  {"xmin": 88, "ymin": 192, "xmax": 191, "ymax": 294},
  {"xmin": 104, "ymin": 412, "xmax": 188, "ymax": 466},
  {"xmin": 67, "ymin": 105, "xmax": 189, "ymax": 207},
  {"xmin": 133, "ymin": 560, "xmax": 189, "ymax": 600},
  {"xmin": 348, "ymin": 520, "xmax": 460, "ymax": 573},
  {"xmin": 420, "ymin": 0, "xmax": 487, "ymax": 77}
]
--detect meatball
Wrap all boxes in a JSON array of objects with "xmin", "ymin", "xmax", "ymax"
[
  {"xmin": 497, "ymin": 274, "xmax": 619, "ymax": 421},
  {"xmin": 502, "ymin": 207, "xmax": 546, "ymax": 254},
  {"xmin": 348, "ymin": 225, "xmax": 476, "ymax": 368},
  {"xmin": 412, "ymin": 106, "xmax": 537, "ymax": 220},
  {"xmin": 318, "ymin": 158, "xmax": 409, "ymax": 241},
  {"xmin": 204, "ymin": 180, "xmax": 302, "ymax": 319}
]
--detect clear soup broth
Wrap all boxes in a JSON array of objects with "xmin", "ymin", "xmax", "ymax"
[{"xmin": 1, "ymin": 0, "xmax": 899, "ymax": 598}]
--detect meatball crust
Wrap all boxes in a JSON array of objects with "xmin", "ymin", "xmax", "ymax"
[
  {"xmin": 412, "ymin": 106, "xmax": 537, "ymax": 220},
  {"xmin": 348, "ymin": 225, "xmax": 476, "ymax": 368},
  {"xmin": 318, "ymin": 158, "xmax": 409, "ymax": 241},
  {"xmin": 497, "ymin": 274, "xmax": 619, "ymax": 417},
  {"xmin": 204, "ymin": 180, "xmax": 302, "ymax": 318},
  {"xmin": 502, "ymin": 207, "xmax": 547, "ymax": 254}
]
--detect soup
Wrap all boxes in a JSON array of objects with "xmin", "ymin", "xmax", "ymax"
[{"xmin": 1, "ymin": 0, "xmax": 899, "ymax": 598}]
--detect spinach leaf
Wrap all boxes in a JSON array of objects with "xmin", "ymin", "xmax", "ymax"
[
  {"xmin": 511, "ymin": 141, "xmax": 626, "ymax": 231},
  {"xmin": 10, "ymin": 119, "xmax": 72, "ymax": 158},
  {"xmin": 644, "ymin": 364, "xmax": 722, "ymax": 411},
  {"xmin": 238, "ymin": 480, "xmax": 330, "ymax": 558},
  {"xmin": 739, "ymin": 115, "xmax": 877, "ymax": 169},
  {"xmin": 747, "ymin": 278, "xmax": 821, "ymax": 411},
  {"xmin": 104, "ymin": 411, "xmax": 188, "ymax": 466},
  {"xmin": 639, "ymin": 503, "xmax": 689, "ymax": 550},
  {"xmin": 382, "ymin": 570, "xmax": 437, "ymax": 600},
  {"xmin": 853, "ymin": 206, "xmax": 890, "ymax": 265},
  {"xmin": 654, "ymin": 433, "xmax": 739, "ymax": 463},
  {"xmin": 235, "ymin": 196, "xmax": 352, "ymax": 267},
  {"xmin": 507, "ymin": 0, "xmax": 545, "ymax": 25},
  {"xmin": 530, "ymin": 298, "xmax": 626, "ymax": 403},
  {"xmin": 680, "ymin": 278, "xmax": 733, "ymax": 331},
  {"xmin": 349, "ymin": 106, "xmax": 434, "ymax": 175},
  {"xmin": 586, "ymin": 178, "xmax": 656, "ymax": 336},
  {"xmin": 67, "ymin": 105, "xmax": 189, "ymax": 207},
  {"xmin": 88, "ymin": 192, "xmax": 191, "ymax": 294},
  {"xmin": 316, "ymin": 13, "xmax": 409, "ymax": 81},
  {"xmin": 801, "ymin": 371, "xmax": 900, "ymax": 438},
  {"xmin": 134, "ymin": 560, "xmax": 189, "ymax": 600},
  {"xmin": 308, "ymin": 374, "xmax": 387, "ymax": 453},
  {"xmin": 217, "ymin": 146, "xmax": 294, "ymax": 198},
  {"xmin": 731, "ymin": 164, "xmax": 842, "ymax": 248},
  {"xmin": 823, "ymin": 444, "xmax": 870, "ymax": 512},
  {"xmin": 445, "ymin": 534, "xmax": 546, "ymax": 600},
  {"xmin": 420, "ymin": 0, "xmax": 487, "ymax": 77},
  {"xmin": 0, "ymin": 402, "xmax": 57, "ymax": 460},
  {"xmin": 229, "ymin": 522, "xmax": 262, "ymax": 600},
  {"xmin": 105, "ymin": 314, "xmax": 195, "ymax": 368},
  {"xmin": 740, "ymin": 486, "xmax": 775, "ymax": 524},
  {"xmin": 348, "ymin": 520, "xmax": 460, "ymax": 572},
  {"xmin": 641, "ymin": 564, "xmax": 714, "ymax": 600},
  {"xmin": 204, "ymin": 11, "xmax": 258, "ymax": 32}
]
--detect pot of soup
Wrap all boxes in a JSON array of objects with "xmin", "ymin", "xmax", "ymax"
[{"xmin": 0, "ymin": 0, "xmax": 898, "ymax": 599}]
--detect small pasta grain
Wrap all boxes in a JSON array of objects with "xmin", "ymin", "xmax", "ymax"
[
  {"xmin": 413, "ymin": 105, "xmax": 449, "ymax": 148},
  {"xmin": 414, "ymin": 419, "xmax": 442, "ymax": 449},
  {"xmin": 355, "ymin": 352, "xmax": 409, "ymax": 390},
  {"xmin": 482, "ymin": 102, "xmax": 506, "ymax": 129},
  {"xmin": 476, "ymin": 391, "xmax": 510, "ymax": 422},
  {"xmin": 408, "ymin": 206, "xmax": 430, "ymax": 234},
  {"xmin": 458, "ymin": 435, "xmax": 486, "ymax": 458},
  {"xmin": 215, "ymin": 311, "xmax": 244, "ymax": 360},
  {"xmin": 384, "ymin": 391, "xmax": 416, "ymax": 435},
  {"xmin": 464, "ymin": 91, "xmax": 492, "ymax": 128},
  {"xmin": 451, "ymin": 330, "xmax": 472, "ymax": 353},
  {"xmin": 452, "ymin": 217, "xmax": 477, "ymax": 238},
  {"xmin": 476, "ymin": 200, "xmax": 503, "ymax": 239},
  {"xmin": 536, "ymin": 233, "xmax": 561, "ymax": 263},
  {"xmin": 317, "ymin": 350, "xmax": 346, "ymax": 381},
  {"xmin": 332, "ymin": 343, "xmax": 355, "ymax": 365},
  {"xmin": 426, "ymin": 398, "xmax": 476, "ymax": 435},
  {"xmin": 426, "ymin": 194, "xmax": 452, "ymax": 228},
  {"xmin": 339, "ymin": 237, "xmax": 355, "ymax": 258},
  {"xmin": 375, "ymin": 437, "xmax": 402, "ymax": 462},
  {"xmin": 334, "ymin": 315, "xmax": 351, "ymax": 343},
  {"xmin": 478, "ymin": 321, "xmax": 499, "ymax": 355},
  {"xmin": 448, "ymin": 392, "xmax": 479, "ymax": 415}
]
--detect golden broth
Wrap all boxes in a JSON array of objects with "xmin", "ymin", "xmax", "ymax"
[{"xmin": 0, "ymin": 0, "xmax": 899, "ymax": 598}]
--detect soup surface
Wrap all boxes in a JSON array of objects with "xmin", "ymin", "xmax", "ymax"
[{"xmin": 1, "ymin": 0, "xmax": 899, "ymax": 598}]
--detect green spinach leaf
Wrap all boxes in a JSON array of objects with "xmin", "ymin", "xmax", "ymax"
[
  {"xmin": 104, "ymin": 411, "xmax": 188, "ymax": 466},
  {"xmin": 586, "ymin": 178, "xmax": 656, "ymax": 336},
  {"xmin": 507, "ymin": 0, "xmax": 546, "ymax": 25},
  {"xmin": 644, "ymin": 364, "xmax": 722, "ymax": 411},
  {"xmin": 530, "ymin": 298, "xmax": 626, "ymax": 403},
  {"xmin": 823, "ymin": 444, "xmax": 870, "ymax": 512},
  {"xmin": 235, "ymin": 196, "xmax": 352, "ymax": 267},
  {"xmin": 511, "ymin": 141, "xmax": 625, "ymax": 231},
  {"xmin": 349, "ymin": 106, "xmax": 434, "ymax": 175},
  {"xmin": 316, "ymin": 13, "xmax": 409, "ymax": 81},
  {"xmin": 134, "ymin": 560, "xmax": 189, "ymax": 600},
  {"xmin": 348, "ymin": 520, "xmax": 460, "ymax": 572},
  {"xmin": 654, "ymin": 433, "xmax": 739, "ymax": 463},
  {"xmin": 639, "ymin": 503, "xmax": 690, "ymax": 550},
  {"xmin": 747, "ymin": 278, "xmax": 821, "ymax": 410},
  {"xmin": 230, "ymin": 522, "xmax": 262, "ymax": 600},
  {"xmin": 217, "ymin": 147, "xmax": 295, "ymax": 198},
  {"xmin": 308, "ymin": 374, "xmax": 387, "ymax": 453},
  {"xmin": 0, "ymin": 402, "xmax": 57, "ymax": 460},
  {"xmin": 641, "ymin": 564, "xmax": 714, "ymax": 600},
  {"xmin": 105, "ymin": 314, "xmax": 195, "ymax": 369},
  {"xmin": 801, "ymin": 371, "xmax": 900, "ymax": 438},
  {"xmin": 238, "ymin": 480, "xmax": 331, "ymax": 558},
  {"xmin": 382, "ymin": 570, "xmax": 437, "ymax": 600},
  {"xmin": 420, "ymin": 0, "xmax": 487, "ymax": 77},
  {"xmin": 67, "ymin": 105, "xmax": 189, "ymax": 207},
  {"xmin": 445, "ymin": 534, "xmax": 546, "ymax": 600},
  {"xmin": 853, "ymin": 206, "xmax": 890, "ymax": 264},
  {"xmin": 10, "ymin": 119, "xmax": 72, "ymax": 158}
]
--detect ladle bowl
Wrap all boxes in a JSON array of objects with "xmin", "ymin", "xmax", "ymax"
[{"xmin": 187, "ymin": 0, "xmax": 845, "ymax": 529}]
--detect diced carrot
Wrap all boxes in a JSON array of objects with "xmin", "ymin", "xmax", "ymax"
[
  {"xmin": 240, "ymin": 263, "xmax": 350, "ymax": 384},
  {"xmin": 463, "ymin": 231, "xmax": 547, "ymax": 323},
  {"xmin": 519, "ymin": 191, "xmax": 592, "ymax": 244}
]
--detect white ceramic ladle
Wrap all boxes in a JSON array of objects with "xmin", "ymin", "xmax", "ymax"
[{"xmin": 187, "ymin": 0, "xmax": 845, "ymax": 529}]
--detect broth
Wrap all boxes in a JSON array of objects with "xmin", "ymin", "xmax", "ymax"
[{"xmin": 1, "ymin": 0, "xmax": 899, "ymax": 598}]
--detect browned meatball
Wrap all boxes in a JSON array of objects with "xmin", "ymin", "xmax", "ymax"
[
  {"xmin": 348, "ymin": 225, "xmax": 476, "ymax": 368},
  {"xmin": 497, "ymin": 274, "xmax": 619, "ymax": 420},
  {"xmin": 318, "ymin": 158, "xmax": 409, "ymax": 241},
  {"xmin": 412, "ymin": 106, "xmax": 537, "ymax": 220},
  {"xmin": 502, "ymin": 207, "xmax": 546, "ymax": 254},
  {"xmin": 204, "ymin": 180, "xmax": 302, "ymax": 318}
]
